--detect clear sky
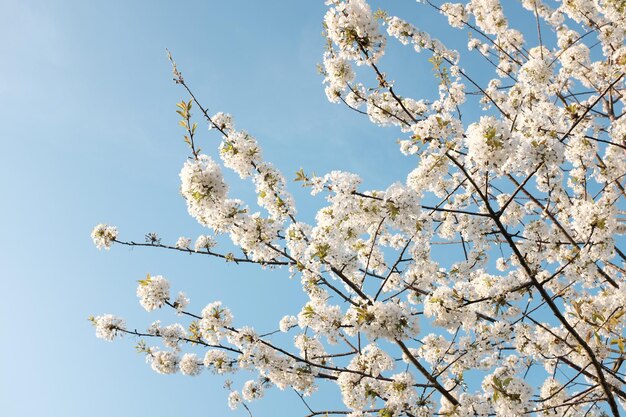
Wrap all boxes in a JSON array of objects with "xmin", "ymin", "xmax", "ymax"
[{"xmin": 0, "ymin": 1, "xmax": 546, "ymax": 416}]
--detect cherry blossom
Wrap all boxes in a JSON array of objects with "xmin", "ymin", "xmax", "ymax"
[{"xmin": 91, "ymin": 1, "xmax": 626, "ymax": 416}]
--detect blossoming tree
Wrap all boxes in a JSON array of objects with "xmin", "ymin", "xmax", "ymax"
[{"xmin": 90, "ymin": 0, "xmax": 626, "ymax": 416}]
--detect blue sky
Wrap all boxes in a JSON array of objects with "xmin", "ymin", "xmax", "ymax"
[{"xmin": 0, "ymin": 1, "xmax": 556, "ymax": 416}]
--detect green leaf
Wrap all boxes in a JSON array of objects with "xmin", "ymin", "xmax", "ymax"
[
  {"xmin": 137, "ymin": 273, "xmax": 152, "ymax": 286},
  {"xmin": 302, "ymin": 304, "xmax": 315, "ymax": 319},
  {"xmin": 313, "ymin": 243, "xmax": 330, "ymax": 261},
  {"xmin": 294, "ymin": 168, "xmax": 308, "ymax": 182},
  {"xmin": 386, "ymin": 201, "xmax": 400, "ymax": 220}
]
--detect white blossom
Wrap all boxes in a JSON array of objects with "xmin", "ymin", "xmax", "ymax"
[
  {"xmin": 92, "ymin": 314, "xmax": 125, "ymax": 341},
  {"xmin": 194, "ymin": 234, "xmax": 216, "ymax": 252},
  {"xmin": 200, "ymin": 301, "xmax": 233, "ymax": 344},
  {"xmin": 241, "ymin": 380, "xmax": 264, "ymax": 402},
  {"xmin": 179, "ymin": 353, "xmax": 202, "ymax": 376},
  {"xmin": 148, "ymin": 350, "xmax": 178, "ymax": 375},
  {"xmin": 175, "ymin": 236, "xmax": 191, "ymax": 249},
  {"xmin": 136, "ymin": 275, "xmax": 170, "ymax": 312},
  {"xmin": 324, "ymin": 0, "xmax": 385, "ymax": 65},
  {"xmin": 204, "ymin": 350, "xmax": 234, "ymax": 374},
  {"xmin": 172, "ymin": 292, "xmax": 189, "ymax": 314},
  {"xmin": 279, "ymin": 315, "xmax": 298, "ymax": 332},
  {"xmin": 227, "ymin": 391, "xmax": 242, "ymax": 410},
  {"xmin": 91, "ymin": 224, "xmax": 117, "ymax": 250}
]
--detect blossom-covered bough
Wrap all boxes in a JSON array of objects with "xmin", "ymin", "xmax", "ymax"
[{"xmin": 91, "ymin": 0, "xmax": 626, "ymax": 416}]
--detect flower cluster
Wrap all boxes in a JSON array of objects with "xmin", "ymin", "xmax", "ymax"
[
  {"xmin": 200, "ymin": 301, "xmax": 233, "ymax": 344},
  {"xmin": 179, "ymin": 155, "xmax": 238, "ymax": 232},
  {"xmin": 136, "ymin": 274, "xmax": 170, "ymax": 312},
  {"xmin": 324, "ymin": 0, "xmax": 385, "ymax": 65},
  {"xmin": 91, "ymin": 224, "xmax": 117, "ymax": 250},
  {"xmin": 91, "ymin": 314, "xmax": 125, "ymax": 341}
]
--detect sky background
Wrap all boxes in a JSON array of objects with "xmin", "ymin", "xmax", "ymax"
[{"xmin": 0, "ymin": 1, "xmax": 554, "ymax": 416}]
